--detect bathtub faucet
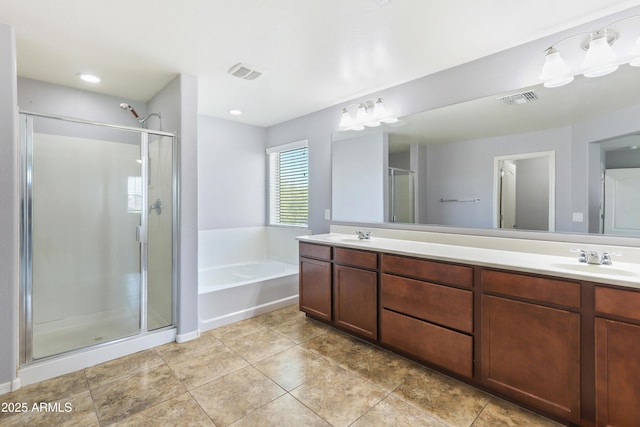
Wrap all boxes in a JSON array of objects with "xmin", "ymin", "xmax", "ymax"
[{"xmin": 356, "ymin": 230, "xmax": 371, "ymax": 240}]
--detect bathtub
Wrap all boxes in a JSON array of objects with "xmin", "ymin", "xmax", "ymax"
[{"xmin": 198, "ymin": 226, "xmax": 309, "ymax": 331}]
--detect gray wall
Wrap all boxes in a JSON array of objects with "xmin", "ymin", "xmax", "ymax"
[
  {"xmin": 606, "ymin": 149, "xmax": 640, "ymax": 169},
  {"xmin": 332, "ymin": 132, "xmax": 388, "ymax": 222},
  {"xmin": 147, "ymin": 74, "xmax": 199, "ymax": 338},
  {"xmin": 0, "ymin": 22, "xmax": 18, "ymax": 389},
  {"xmin": 18, "ymin": 77, "xmax": 147, "ymax": 126},
  {"xmin": 198, "ymin": 115, "xmax": 267, "ymax": 230},
  {"xmin": 266, "ymin": 6, "xmax": 640, "ymax": 235},
  {"xmin": 424, "ymin": 127, "xmax": 571, "ymax": 230}
]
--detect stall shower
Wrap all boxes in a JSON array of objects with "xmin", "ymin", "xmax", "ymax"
[{"xmin": 19, "ymin": 111, "xmax": 177, "ymax": 363}]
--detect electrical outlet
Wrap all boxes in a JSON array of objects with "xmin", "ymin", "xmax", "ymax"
[{"xmin": 324, "ymin": 209, "xmax": 331, "ymax": 220}]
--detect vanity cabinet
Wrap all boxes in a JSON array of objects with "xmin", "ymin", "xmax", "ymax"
[
  {"xmin": 380, "ymin": 254, "xmax": 474, "ymax": 377},
  {"xmin": 480, "ymin": 269, "xmax": 581, "ymax": 424},
  {"xmin": 298, "ymin": 238, "xmax": 640, "ymax": 426},
  {"xmin": 299, "ymin": 243, "xmax": 332, "ymax": 321},
  {"xmin": 594, "ymin": 286, "xmax": 640, "ymax": 427},
  {"xmin": 333, "ymin": 247, "xmax": 378, "ymax": 339}
]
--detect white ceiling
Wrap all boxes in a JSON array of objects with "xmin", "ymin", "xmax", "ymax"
[{"xmin": 2, "ymin": 0, "xmax": 640, "ymax": 127}]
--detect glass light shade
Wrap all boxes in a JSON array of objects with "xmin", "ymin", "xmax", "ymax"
[
  {"xmin": 355, "ymin": 104, "xmax": 369, "ymax": 126},
  {"xmin": 582, "ymin": 35, "xmax": 618, "ymax": 77},
  {"xmin": 539, "ymin": 49, "xmax": 574, "ymax": 88},
  {"xmin": 372, "ymin": 98, "xmax": 386, "ymax": 120},
  {"xmin": 338, "ymin": 109, "xmax": 353, "ymax": 130},
  {"xmin": 629, "ymin": 36, "xmax": 640, "ymax": 67}
]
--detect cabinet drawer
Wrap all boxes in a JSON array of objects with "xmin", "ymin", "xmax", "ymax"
[
  {"xmin": 481, "ymin": 269, "xmax": 580, "ymax": 308},
  {"xmin": 381, "ymin": 309, "xmax": 472, "ymax": 378},
  {"xmin": 595, "ymin": 286, "xmax": 640, "ymax": 322},
  {"xmin": 299, "ymin": 242, "xmax": 332, "ymax": 261},
  {"xmin": 381, "ymin": 254, "xmax": 473, "ymax": 288},
  {"xmin": 382, "ymin": 274, "xmax": 472, "ymax": 333},
  {"xmin": 334, "ymin": 247, "xmax": 377, "ymax": 270}
]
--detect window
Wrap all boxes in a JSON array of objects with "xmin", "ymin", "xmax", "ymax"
[{"xmin": 267, "ymin": 140, "xmax": 309, "ymax": 227}]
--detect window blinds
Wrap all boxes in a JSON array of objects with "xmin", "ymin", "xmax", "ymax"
[{"xmin": 268, "ymin": 145, "xmax": 308, "ymax": 227}]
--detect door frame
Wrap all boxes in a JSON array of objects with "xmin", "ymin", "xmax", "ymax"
[{"xmin": 492, "ymin": 151, "xmax": 556, "ymax": 231}]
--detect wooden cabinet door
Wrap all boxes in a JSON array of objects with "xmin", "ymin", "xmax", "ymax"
[
  {"xmin": 334, "ymin": 264, "xmax": 377, "ymax": 339},
  {"xmin": 596, "ymin": 318, "xmax": 640, "ymax": 427},
  {"xmin": 299, "ymin": 257, "xmax": 332, "ymax": 321},
  {"xmin": 481, "ymin": 295, "xmax": 581, "ymax": 424}
]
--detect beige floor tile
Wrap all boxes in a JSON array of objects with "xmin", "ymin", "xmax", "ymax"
[
  {"xmin": 85, "ymin": 349, "xmax": 165, "ymax": 389},
  {"xmin": 254, "ymin": 304, "xmax": 304, "ymax": 328},
  {"xmin": 337, "ymin": 345, "xmax": 423, "ymax": 391},
  {"xmin": 271, "ymin": 316, "xmax": 331, "ymax": 344},
  {"xmin": 394, "ymin": 367, "xmax": 491, "ymax": 427},
  {"xmin": 191, "ymin": 366, "xmax": 286, "ymax": 427},
  {"xmin": 154, "ymin": 333, "xmax": 222, "ymax": 364},
  {"xmin": 472, "ymin": 398, "xmax": 564, "ymax": 427},
  {"xmin": 206, "ymin": 317, "xmax": 268, "ymax": 343},
  {"xmin": 0, "ymin": 370, "xmax": 88, "ymax": 409},
  {"xmin": 254, "ymin": 346, "xmax": 337, "ymax": 391},
  {"xmin": 223, "ymin": 329, "xmax": 296, "ymax": 363},
  {"xmin": 92, "ymin": 364, "xmax": 186, "ymax": 425},
  {"xmin": 112, "ymin": 392, "xmax": 214, "ymax": 426},
  {"xmin": 230, "ymin": 393, "xmax": 330, "ymax": 427},
  {"xmin": 351, "ymin": 394, "xmax": 447, "ymax": 427},
  {"xmin": 300, "ymin": 328, "xmax": 372, "ymax": 364},
  {"xmin": 0, "ymin": 390, "xmax": 98, "ymax": 427},
  {"xmin": 166, "ymin": 342, "xmax": 249, "ymax": 390},
  {"xmin": 290, "ymin": 364, "xmax": 387, "ymax": 427}
]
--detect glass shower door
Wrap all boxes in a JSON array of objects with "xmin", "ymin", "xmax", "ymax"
[
  {"xmin": 27, "ymin": 117, "xmax": 143, "ymax": 359},
  {"xmin": 388, "ymin": 167, "xmax": 415, "ymax": 223}
]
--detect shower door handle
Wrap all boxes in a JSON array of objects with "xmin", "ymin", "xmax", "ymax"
[{"xmin": 136, "ymin": 225, "xmax": 141, "ymax": 243}]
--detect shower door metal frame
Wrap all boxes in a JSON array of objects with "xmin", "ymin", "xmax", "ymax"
[{"xmin": 18, "ymin": 110, "xmax": 179, "ymax": 365}]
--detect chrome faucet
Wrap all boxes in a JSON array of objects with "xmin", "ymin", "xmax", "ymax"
[
  {"xmin": 575, "ymin": 249, "xmax": 618, "ymax": 265},
  {"xmin": 586, "ymin": 250, "xmax": 601, "ymax": 265},
  {"xmin": 356, "ymin": 230, "xmax": 371, "ymax": 240}
]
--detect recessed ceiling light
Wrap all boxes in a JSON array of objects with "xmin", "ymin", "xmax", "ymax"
[
  {"xmin": 77, "ymin": 73, "xmax": 101, "ymax": 83},
  {"xmin": 229, "ymin": 109, "xmax": 243, "ymax": 115}
]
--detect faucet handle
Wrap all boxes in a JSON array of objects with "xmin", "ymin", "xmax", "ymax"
[
  {"xmin": 600, "ymin": 252, "xmax": 621, "ymax": 265},
  {"xmin": 571, "ymin": 248, "xmax": 587, "ymax": 263}
]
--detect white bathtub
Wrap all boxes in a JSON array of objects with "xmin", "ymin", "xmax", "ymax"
[{"xmin": 198, "ymin": 226, "xmax": 308, "ymax": 332}]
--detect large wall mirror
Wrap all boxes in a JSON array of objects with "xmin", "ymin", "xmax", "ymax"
[{"xmin": 332, "ymin": 65, "xmax": 640, "ymax": 237}]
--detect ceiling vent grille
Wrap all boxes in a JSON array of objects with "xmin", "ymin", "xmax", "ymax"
[
  {"xmin": 228, "ymin": 63, "xmax": 263, "ymax": 80},
  {"xmin": 498, "ymin": 91, "xmax": 538, "ymax": 105}
]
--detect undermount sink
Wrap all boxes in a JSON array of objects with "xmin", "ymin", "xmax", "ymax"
[
  {"xmin": 325, "ymin": 235, "xmax": 372, "ymax": 244},
  {"xmin": 550, "ymin": 262, "xmax": 640, "ymax": 277}
]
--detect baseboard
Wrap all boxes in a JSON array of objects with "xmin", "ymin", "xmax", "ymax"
[
  {"xmin": 175, "ymin": 330, "xmax": 200, "ymax": 343},
  {"xmin": 199, "ymin": 295, "xmax": 298, "ymax": 332},
  {"xmin": 0, "ymin": 378, "xmax": 21, "ymax": 395}
]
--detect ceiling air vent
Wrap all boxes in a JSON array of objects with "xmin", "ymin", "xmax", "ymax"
[
  {"xmin": 227, "ymin": 63, "xmax": 263, "ymax": 80},
  {"xmin": 498, "ymin": 91, "xmax": 538, "ymax": 105}
]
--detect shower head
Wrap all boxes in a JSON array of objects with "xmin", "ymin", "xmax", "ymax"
[{"xmin": 119, "ymin": 102, "xmax": 140, "ymax": 119}]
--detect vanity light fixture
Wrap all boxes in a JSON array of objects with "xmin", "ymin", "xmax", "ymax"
[
  {"xmin": 582, "ymin": 30, "xmax": 618, "ymax": 77},
  {"xmin": 338, "ymin": 98, "xmax": 397, "ymax": 131},
  {"xmin": 539, "ymin": 14, "xmax": 640, "ymax": 88}
]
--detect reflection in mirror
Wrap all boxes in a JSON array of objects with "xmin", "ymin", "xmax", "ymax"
[
  {"xmin": 331, "ymin": 65, "xmax": 640, "ymax": 236},
  {"xmin": 493, "ymin": 151, "xmax": 555, "ymax": 232}
]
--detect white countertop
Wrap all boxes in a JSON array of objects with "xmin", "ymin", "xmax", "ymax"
[{"xmin": 298, "ymin": 233, "xmax": 640, "ymax": 289}]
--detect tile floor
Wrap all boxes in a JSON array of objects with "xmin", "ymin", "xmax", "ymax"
[{"xmin": 0, "ymin": 304, "xmax": 564, "ymax": 426}]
